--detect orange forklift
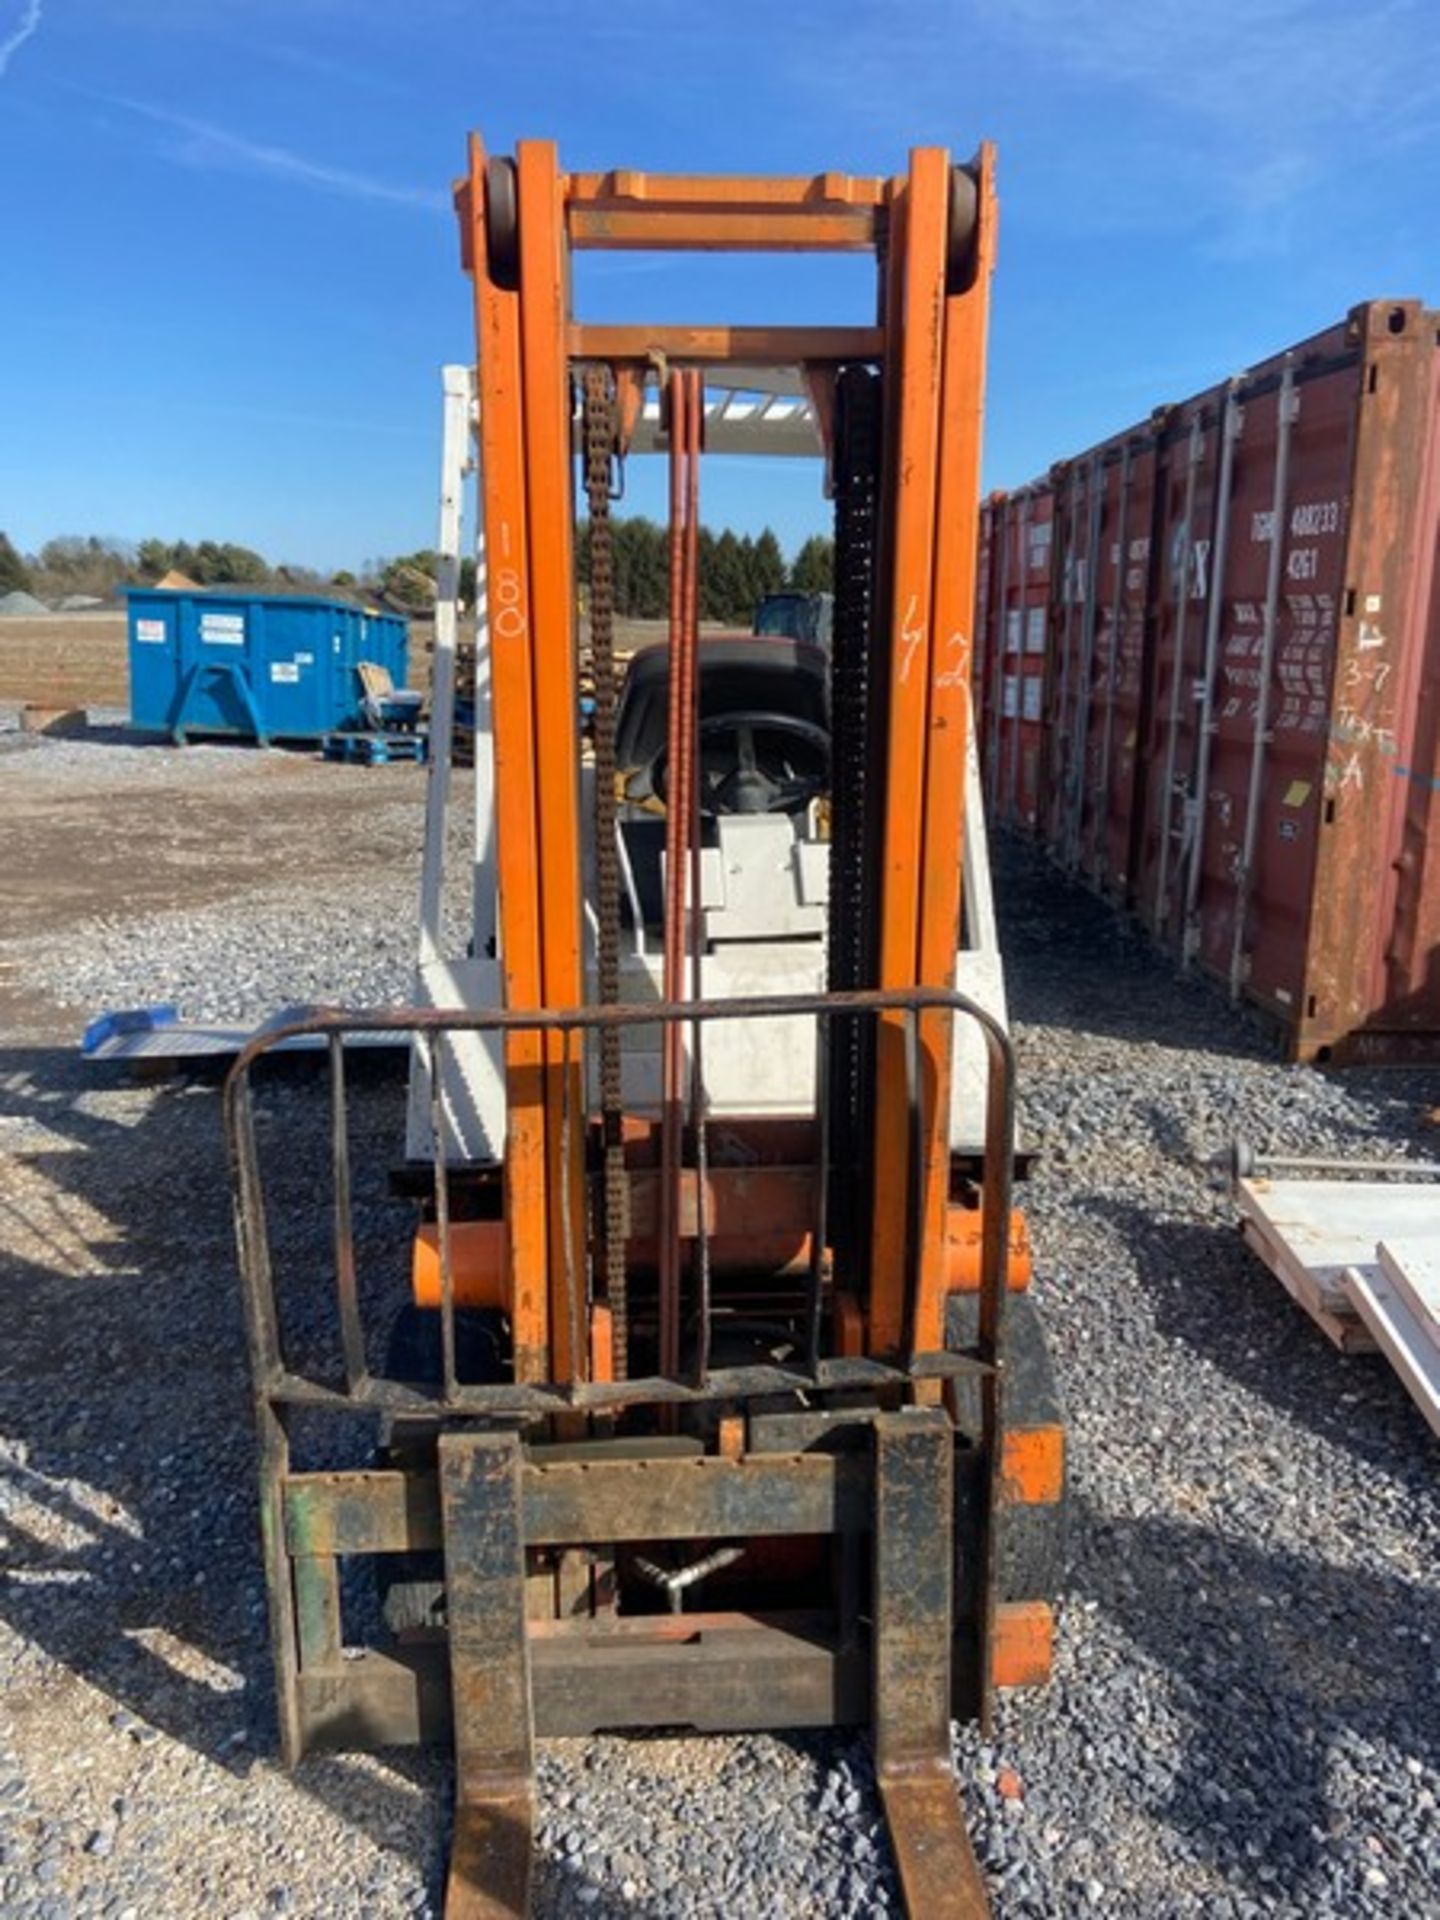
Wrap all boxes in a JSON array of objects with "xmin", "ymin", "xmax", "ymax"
[{"xmin": 226, "ymin": 135, "xmax": 1065, "ymax": 1918}]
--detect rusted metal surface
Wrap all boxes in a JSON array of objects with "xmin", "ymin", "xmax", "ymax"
[
  {"xmin": 295, "ymin": 1622, "xmax": 868, "ymax": 1748},
  {"xmin": 225, "ymin": 983, "xmax": 1017, "ymax": 1400},
  {"xmin": 873, "ymin": 1412, "xmax": 991, "ymax": 1919},
  {"xmin": 224, "ymin": 980, "xmax": 1020, "ymax": 1920},
  {"xmin": 284, "ymin": 1456, "xmax": 865, "ymax": 1553},
  {"xmin": 976, "ymin": 487, "xmax": 1053, "ymax": 833},
  {"xmin": 568, "ymin": 323, "xmax": 885, "ymax": 362},
  {"xmin": 978, "ymin": 298, "xmax": 1440, "ymax": 1060},
  {"xmin": 439, "ymin": 1433, "xmax": 534, "ymax": 1919},
  {"xmin": 581, "ymin": 367, "xmax": 629, "ymax": 1380},
  {"xmin": 560, "ymin": 175, "xmax": 887, "ymax": 253}
]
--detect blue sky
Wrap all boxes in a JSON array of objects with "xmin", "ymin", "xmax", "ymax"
[{"xmin": 1, "ymin": 0, "xmax": 1436, "ymax": 573}]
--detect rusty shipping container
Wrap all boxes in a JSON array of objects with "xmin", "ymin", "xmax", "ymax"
[
  {"xmin": 975, "ymin": 298, "xmax": 1440, "ymax": 1062},
  {"xmin": 977, "ymin": 486, "xmax": 1053, "ymax": 830}
]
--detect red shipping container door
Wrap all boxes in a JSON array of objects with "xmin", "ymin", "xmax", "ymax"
[
  {"xmin": 977, "ymin": 487, "xmax": 1053, "ymax": 830},
  {"xmin": 1134, "ymin": 300, "xmax": 1440, "ymax": 1059},
  {"xmin": 1004, "ymin": 298, "xmax": 1440, "ymax": 1060},
  {"xmin": 1047, "ymin": 435, "xmax": 1164, "ymax": 902},
  {"xmin": 1038, "ymin": 462, "xmax": 1083, "ymax": 854},
  {"xmin": 975, "ymin": 495, "xmax": 1001, "ymax": 813},
  {"xmin": 1131, "ymin": 394, "xmax": 1228, "ymax": 948}
]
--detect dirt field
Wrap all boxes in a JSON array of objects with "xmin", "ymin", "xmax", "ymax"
[
  {"xmin": 0, "ymin": 728, "xmax": 430, "ymax": 1045},
  {"xmin": 0, "ymin": 611, "xmax": 668, "ymax": 723}
]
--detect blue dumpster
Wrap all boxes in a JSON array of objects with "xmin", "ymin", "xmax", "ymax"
[{"xmin": 126, "ymin": 590, "xmax": 410, "ymax": 744}]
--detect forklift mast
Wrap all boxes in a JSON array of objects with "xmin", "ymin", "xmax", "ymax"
[
  {"xmin": 225, "ymin": 136, "xmax": 1066, "ymax": 1920},
  {"xmin": 463, "ymin": 136, "xmax": 994, "ymax": 1387}
]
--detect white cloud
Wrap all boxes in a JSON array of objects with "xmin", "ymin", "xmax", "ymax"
[
  {"xmin": 0, "ymin": 0, "xmax": 42, "ymax": 79},
  {"xmin": 785, "ymin": 0, "xmax": 1439, "ymax": 250},
  {"xmin": 98, "ymin": 93, "xmax": 448, "ymax": 212}
]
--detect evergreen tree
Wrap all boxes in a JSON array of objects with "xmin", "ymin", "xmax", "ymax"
[
  {"xmin": 789, "ymin": 534, "xmax": 834, "ymax": 593},
  {"xmin": 752, "ymin": 527, "xmax": 787, "ymax": 601},
  {"xmin": 706, "ymin": 529, "xmax": 751, "ymax": 624},
  {"xmin": 0, "ymin": 532, "xmax": 33, "ymax": 595}
]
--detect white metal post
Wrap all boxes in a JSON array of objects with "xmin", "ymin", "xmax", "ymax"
[
  {"xmin": 469, "ymin": 376, "xmax": 497, "ymax": 963},
  {"xmin": 417, "ymin": 365, "xmax": 472, "ymax": 970}
]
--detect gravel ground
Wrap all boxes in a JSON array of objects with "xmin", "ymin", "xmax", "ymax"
[{"xmin": 3, "ymin": 725, "xmax": 1439, "ymax": 1917}]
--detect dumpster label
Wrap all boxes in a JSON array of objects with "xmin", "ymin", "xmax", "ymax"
[
  {"xmin": 135, "ymin": 619, "xmax": 166, "ymax": 643},
  {"xmin": 270, "ymin": 662, "xmax": 300, "ymax": 684},
  {"xmin": 200, "ymin": 612, "xmax": 244, "ymax": 645},
  {"xmin": 295, "ymin": 651, "xmax": 314, "ymax": 665}
]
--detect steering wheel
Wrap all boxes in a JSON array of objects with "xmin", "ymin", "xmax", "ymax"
[{"xmin": 652, "ymin": 711, "xmax": 830, "ymax": 817}]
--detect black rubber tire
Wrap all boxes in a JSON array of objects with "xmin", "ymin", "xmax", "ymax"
[
  {"xmin": 947, "ymin": 1289, "xmax": 1069, "ymax": 1609},
  {"xmin": 384, "ymin": 1300, "xmax": 506, "ymax": 1391}
]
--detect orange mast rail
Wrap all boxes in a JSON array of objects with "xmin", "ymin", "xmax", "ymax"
[
  {"xmin": 458, "ymin": 135, "xmax": 550, "ymax": 1382},
  {"xmin": 516, "ymin": 140, "xmax": 587, "ymax": 1383}
]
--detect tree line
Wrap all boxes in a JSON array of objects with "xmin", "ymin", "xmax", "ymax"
[
  {"xmin": 576, "ymin": 519, "xmax": 833, "ymax": 625},
  {"xmin": 0, "ymin": 522, "xmax": 835, "ymax": 621},
  {"xmin": 0, "ymin": 533, "xmax": 325, "ymax": 603}
]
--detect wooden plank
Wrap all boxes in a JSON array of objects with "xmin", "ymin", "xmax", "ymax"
[
  {"xmin": 1233, "ymin": 1177, "xmax": 1417, "ymax": 1349},
  {"xmin": 1376, "ymin": 1236, "xmax": 1440, "ymax": 1338},
  {"xmin": 1239, "ymin": 1178, "xmax": 1440, "ymax": 1287},
  {"xmin": 1238, "ymin": 1208, "xmax": 1351, "ymax": 1315},
  {"xmin": 1238, "ymin": 1218, "xmax": 1375, "ymax": 1351},
  {"xmin": 1344, "ymin": 1261, "xmax": 1440, "ymax": 1437}
]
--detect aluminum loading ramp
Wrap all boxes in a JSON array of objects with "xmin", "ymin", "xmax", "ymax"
[{"xmin": 82, "ymin": 1005, "xmax": 406, "ymax": 1066}]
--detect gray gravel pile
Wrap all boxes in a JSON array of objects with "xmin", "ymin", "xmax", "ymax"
[
  {"xmin": 24, "ymin": 874, "xmax": 433, "ymax": 1023},
  {"xmin": 956, "ymin": 838, "xmax": 1440, "ymax": 1917},
  {"xmin": 3, "ymin": 786, "xmax": 1438, "ymax": 1916},
  {"xmin": 0, "ymin": 723, "xmax": 241, "ymax": 778},
  {"xmin": 6, "ymin": 753, "xmax": 472, "ymax": 1026}
]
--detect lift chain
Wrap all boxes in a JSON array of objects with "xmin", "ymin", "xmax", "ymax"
[
  {"xmin": 826, "ymin": 364, "xmax": 885, "ymax": 1280},
  {"xmin": 583, "ymin": 365, "xmax": 629, "ymax": 1378}
]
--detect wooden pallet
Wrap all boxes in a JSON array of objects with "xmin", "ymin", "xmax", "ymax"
[
  {"xmin": 323, "ymin": 730, "xmax": 427, "ymax": 765},
  {"xmin": 1237, "ymin": 1175, "xmax": 1440, "ymax": 1351},
  {"xmin": 1234, "ymin": 1176, "xmax": 1405, "ymax": 1352},
  {"xmin": 1344, "ymin": 1241, "xmax": 1440, "ymax": 1436}
]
